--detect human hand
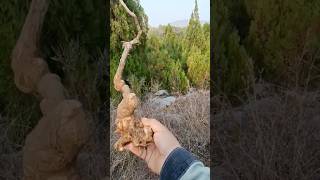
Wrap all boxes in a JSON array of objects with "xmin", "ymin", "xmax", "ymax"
[{"xmin": 124, "ymin": 118, "xmax": 181, "ymax": 174}]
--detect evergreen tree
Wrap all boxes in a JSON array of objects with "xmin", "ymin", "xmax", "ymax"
[
  {"xmin": 165, "ymin": 60, "xmax": 189, "ymax": 93},
  {"xmin": 212, "ymin": 0, "xmax": 253, "ymax": 96},
  {"xmin": 184, "ymin": 0, "xmax": 205, "ymax": 54},
  {"xmin": 110, "ymin": 0, "xmax": 149, "ymax": 101},
  {"xmin": 110, "ymin": 0, "xmax": 211, "ymax": 98},
  {"xmin": 145, "ymin": 29, "xmax": 189, "ymax": 93},
  {"xmin": 184, "ymin": 0, "xmax": 210, "ymax": 89},
  {"xmin": 162, "ymin": 25, "xmax": 183, "ymax": 61},
  {"xmin": 245, "ymin": 0, "xmax": 320, "ymax": 86},
  {"xmin": 187, "ymin": 46, "xmax": 209, "ymax": 88},
  {"xmin": 193, "ymin": 0, "xmax": 199, "ymax": 20}
]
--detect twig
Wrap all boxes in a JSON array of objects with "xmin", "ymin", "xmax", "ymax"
[
  {"xmin": 119, "ymin": 0, "xmax": 142, "ymax": 45},
  {"xmin": 114, "ymin": 0, "xmax": 143, "ymax": 93}
]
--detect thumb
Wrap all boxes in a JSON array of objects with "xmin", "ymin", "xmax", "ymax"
[{"xmin": 141, "ymin": 118, "xmax": 167, "ymax": 132}]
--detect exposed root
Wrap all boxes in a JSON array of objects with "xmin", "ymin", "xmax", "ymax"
[
  {"xmin": 11, "ymin": 0, "xmax": 89, "ymax": 179},
  {"xmin": 113, "ymin": 0, "xmax": 153, "ymax": 151}
]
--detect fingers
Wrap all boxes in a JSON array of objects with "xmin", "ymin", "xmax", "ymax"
[
  {"xmin": 141, "ymin": 118, "xmax": 167, "ymax": 132},
  {"xmin": 124, "ymin": 143, "xmax": 146, "ymax": 159},
  {"xmin": 124, "ymin": 143, "xmax": 156, "ymax": 162}
]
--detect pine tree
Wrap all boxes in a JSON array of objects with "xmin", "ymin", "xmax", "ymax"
[
  {"xmin": 145, "ymin": 28, "xmax": 189, "ymax": 93},
  {"xmin": 212, "ymin": 0, "xmax": 253, "ymax": 96},
  {"xmin": 245, "ymin": 0, "xmax": 320, "ymax": 86},
  {"xmin": 110, "ymin": 0, "xmax": 149, "ymax": 101},
  {"xmin": 163, "ymin": 25, "xmax": 183, "ymax": 62},
  {"xmin": 184, "ymin": 0, "xmax": 205, "ymax": 54},
  {"xmin": 187, "ymin": 46, "xmax": 209, "ymax": 88},
  {"xmin": 193, "ymin": 0, "xmax": 199, "ymax": 20},
  {"xmin": 184, "ymin": 0, "xmax": 210, "ymax": 89}
]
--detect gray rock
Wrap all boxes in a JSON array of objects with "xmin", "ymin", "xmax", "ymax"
[
  {"xmin": 155, "ymin": 90, "xmax": 169, "ymax": 97},
  {"xmin": 150, "ymin": 96, "xmax": 176, "ymax": 109}
]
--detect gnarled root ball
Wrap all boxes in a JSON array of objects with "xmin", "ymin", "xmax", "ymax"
[
  {"xmin": 23, "ymin": 100, "xmax": 89, "ymax": 180},
  {"xmin": 114, "ymin": 117, "xmax": 153, "ymax": 151}
]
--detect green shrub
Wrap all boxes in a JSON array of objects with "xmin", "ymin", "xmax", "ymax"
[
  {"xmin": 165, "ymin": 60, "xmax": 189, "ymax": 93},
  {"xmin": 212, "ymin": 0, "xmax": 253, "ymax": 95},
  {"xmin": 187, "ymin": 46, "xmax": 210, "ymax": 89},
  {"xmin": 184, "ymin": 0, "xmax": 210, "ymax": 89},
  {"xmin": 245, "ymin": 0, "xmax": 320, "ymax": 86}
]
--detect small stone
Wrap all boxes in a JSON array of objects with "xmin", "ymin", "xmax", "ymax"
[
  {"xmin": 150, "ymin": 96, "xmax": 176, "ymax": 109},
  {"xmin": 155, "ymin": 90, "xmax": 169, "ymax": 97}
]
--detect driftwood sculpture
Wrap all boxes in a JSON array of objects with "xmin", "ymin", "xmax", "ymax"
[
  {"xmin": 113, "ymin": 0, "xmax": 153, "ymax": 151},
  {"xmin": 11, "ymin": 0, "xmax": 89, "ymax": 179}
]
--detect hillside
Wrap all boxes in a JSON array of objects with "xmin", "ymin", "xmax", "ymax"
[
  {"xmin": 168, "ymin": 19, "xmax": 209, "ymax": 27},
  {"xmin": 148, "ymin": 25, "xmax": 186, "ymax": 36},
  {"xmin": 148, "ymin": 19, "xmax": 209, "ymax": 36}
]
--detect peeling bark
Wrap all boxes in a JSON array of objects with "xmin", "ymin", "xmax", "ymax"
[{"xmin": 113, "ymin": 0, "xmax": 153, "ymax": 151}]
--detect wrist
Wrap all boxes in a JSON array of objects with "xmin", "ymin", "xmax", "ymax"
[{"xmin": 159, "ymin": 147, "xmax": 198, "ymax": 180}]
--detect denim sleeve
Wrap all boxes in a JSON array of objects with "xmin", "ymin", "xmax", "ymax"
[
  {"xmin": 180, "ymin": 161, "xmax": 210, "ymax": 180},
  {"xmin": 159, "ymin": 147, "xmax": 210, "ymax": 180}
]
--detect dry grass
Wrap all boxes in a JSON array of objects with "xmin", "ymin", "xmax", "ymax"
[
  {"xmin": 110, "ymin": 90, "xmax": 210, "ymax": 179},
  {"xmin": 0, "ymin": 116, "xmax": 23, "ymax": 180},
  {"xmin": 213, "ymin": 84, "xmax": 320, "ymax": 180},
  {"xmin": 0, "ymin": 111, "xmax": 108, "ymax": 180},
  {"xmin": 0, "ymin": 90, "xmax": 209, "ymax": 180},
  {"xmin": 76, "ymin": 110, "xmax": 108, "ymax": 180}
]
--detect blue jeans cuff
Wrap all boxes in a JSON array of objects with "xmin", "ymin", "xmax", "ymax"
[{"xmin": 160, "ymin": 147, "xmax": 198, "ymax": 180}]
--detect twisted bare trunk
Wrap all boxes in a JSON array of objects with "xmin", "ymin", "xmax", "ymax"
[
  {"xmin": 113, "ymin": 0, "xmax": 153, "ymax": 151},
  {"xmin": 11, "ymin": 1, "xmax": 89, "ymax": 179}
]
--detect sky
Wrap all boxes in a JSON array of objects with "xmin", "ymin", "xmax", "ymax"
[{"xmin": 140, "ymin": 0, "xmax": 210, "ymax": 27}]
